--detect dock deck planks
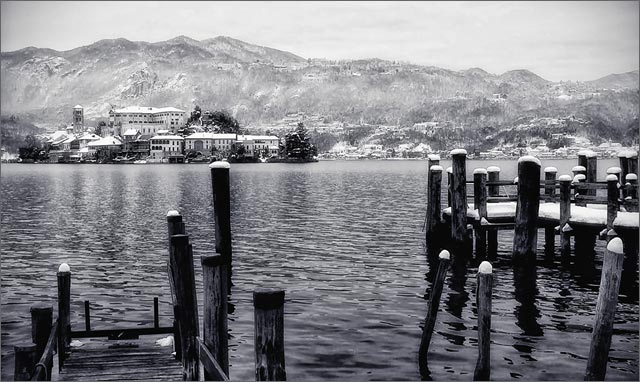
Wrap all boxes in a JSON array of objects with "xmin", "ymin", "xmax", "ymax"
[{"xmin": 58, "ymin": 337, "xmax": 182, "ymax": 381}]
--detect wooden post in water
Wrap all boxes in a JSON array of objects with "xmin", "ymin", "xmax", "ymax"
[
  {"xmin": 210, "ymin": 162, "xmax": 232, "ymax": 263},
  {"xmin": 202, "ymin": 254, "xmax": 229, "ymax": 378},
  {"xmin": 559, "ymin": 175, "xmax": 572, "ymax": 257},
  {"xmin": 473, "ymin": 168, "xmax": 488, "ymax": 259},
  {"xmin": 426, "ymin": 165, "xmax": 444, "ymax": 257},
  {"xmin": 14, "ymin": 344, "xmax": 37, "ymax": 381},
  {"xmin": 153, "ymin": 297, "xmax": 159, "ymax": 329},
  {"xmin": 474, "ymin": 261, "xmax": 493, "ymax": 381},
  {"xmin": 254, "ymin": 288, "xmax": 286, "ymax": 381},
  {"xmin": 427, "ymin": 154, "xmax": 440, "ymax": 168},
  {"xmin": 607, "ymin": 167, "xmax": 623, "ymax": 203},
  {"xmin": 30, "ymin": 304, "xmax": 53, "ymax": 377},
  {"xmin": 170, "ymin": 234, "xmax": 200, "ymax": 380},
  {"xmin": 586, "ymin": 151, "xmax": 598, "ymax": 197},
  {"xmin": 513, "ymin": 156, "xmax": 541, "ymax": 261},
  {"xmin": 450, "ymin": 149, "xmax": 468, "ymax": 254},
  {"xmin": 57, "ymin": 263, "xmax": 71, "ymax": 369},
  {"xmin": 487, "ymin": 167, "xmax": 500, "ymax": 256},
  {"xmin": 627, "ymin": 151, "xmax": 638, "ymax": 176},
  {"xmin": 166, "ymin": 210, "xmax": 185, "ymax": 360},
  {"xmin": 606, "ymin": 174, "xmax": 619, "ymax": 234},
  {"xmin": 572, "ymin": 165, "xmax": 586, "ymax": 178},
  {"xmin": 446, "ymin": 166, "xmax": 453, "ymax": 208},
  {"xmin": 543, "ymin": 167, "xmax": 557, "ymax": 256},
  {"xmin": 619, "ymin": 151, "xmax": 631, "ymax": 185},
  {"xmin": 585, "ymin": 238, "xmax": 625, "ymax": 381},
  {"xmin": 418, "ymin": 250, "xmax": 451, "ymax": 379},
  {"xmin": 573, "ymin": 174, "xmax": 587, "ymax": 207},
  {"xmin": 626, "ymin": 173, "xmax": 638, "ymax": 199}
]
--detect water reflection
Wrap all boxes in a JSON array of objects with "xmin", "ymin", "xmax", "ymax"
[
  {"xmin": 445, "ymin": 255, "xmax": 470, "ymax": 319},
  {"xmin": 513, "ymin": 262, "xmax": 543, "ymax": 337}
]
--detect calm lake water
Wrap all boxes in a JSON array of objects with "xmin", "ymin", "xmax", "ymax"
[{"xmin": 1, "ymin": 159, "xmax": 638, "ymax": 381}]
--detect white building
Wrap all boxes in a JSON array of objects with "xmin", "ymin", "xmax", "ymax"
[
  {"xmin": 108, "ymin": 106, "xmax": 187, "ymax": 137},
  {"xmin": 236, "ymin": 135, "xmax": 280, "ymax": 157},
  {"xmin": 87, "ymin": 136, "xmax": 123, "ymax": 153},
  {"xmin": 150, "ymin": 134, "xmax": 184, "ymax": 159},
  {"xmin": 184, "ymin": 133, "xmax": 237, "ymax": 153}
]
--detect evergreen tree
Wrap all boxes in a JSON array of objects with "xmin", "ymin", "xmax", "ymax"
[{"xmin": 284, "ymin": 122, "xmax": 317, "ymax": 160}]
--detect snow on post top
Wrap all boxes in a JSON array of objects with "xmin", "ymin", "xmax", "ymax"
[
  {"xmin": 209, "ymin": 161, "xmax": 230, "ymax": 169},
  {"xmin": 446, "ymin": 167, "xmax": 453, "ymax": 173},
  {"xmin": 513, "ymin": 176, "xmax": 519, "ymax": 183},
  {"xmin": 573, "ymin": 174, "xmax": 586, "ymax": 182},
  {"xmin": 450, "ymin": 149, "xmax": 467, "ymax": 156},
  {"xmin": 626, "ymin": 174, "xmax": 638, "ymax": 181},
  {"xmin": 473, "ymin": 168, "xmax": 488, "ymax": 175},
  {"xmin": 558, "ymin": 175, "xmax": 572, "ymax": 181},
  {"xmin": 487, "ymin": 166, "xmax": 500, "ymax": 172},
  {"xmin": 625, "ymin": 150, "xmax": 638, "ymax": 158},
  {"xmin": 428, "ymin": 154, "xmax": 440, "ymax": 161},
  {"xmin": 517, "ymin": 156, "xmax": 541, "ymax": 166},
  {"xmin": 167, "ymin": 210, "xmax": 180, "ymax": 217},
  {"xmin": 478, "ymin": 261, "xmax": 492, "ymax": 274},
  {"xmin": 544, "ymin": 167, "xmax": 558, "ymax": 173},
  {"xmin": 606, "ymin": 174, "xmax": 619, "ymax": 182},
  {"xmin": 577, "ymin": 150, "xmax": 590, "ymax": 156},
  {"xmin": 607, "ymin": 237, "xmax": 624, "ymax": 254},
  {"xmin": 606, "ymin": 167, "xmax": 622, "ymax": 174},
  {"xmin": 439, "ymin": 250, "xmax": 450, "ymax": 260},
  {"xmin": 571, "ymin": 166, "xmax": 586, "ymax": 172},
  {"xmin": 58, "ymin": 263, "xmax": 70, "ymax": 273},
  {"xmin": 585, "ymin": 151, "xmax": 597, "ymax": 158},
  {"xmin": 430, "ymin": 165, "xmax": 443, "ymax": 172}
]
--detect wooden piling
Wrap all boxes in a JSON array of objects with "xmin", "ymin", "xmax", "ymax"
[
  {"xmin": 572, "ymin": 165, "xmax": 586, "ymax": 178},
  {"xmin": 474, "ymin": 261, "xmax": 493, "ymax": 381},
  {"xmin": 57, "ymin": 263, "xmax": 71, "ymax": 368},
  {"xmin": 586, "ymin": 151, "xmax": 597, "ymax": 196},
  {"xmin": 83, "ymin": 300, "xmax": 91, "ymax": 331},
  {"xmin": 577, "ymin": 151, "xmax": 588, "ymax": 170},
  {"xmin": 627, "ymin": 151, "xmax": 638, "ymax": 176},
  {"xmin": 585, "ymin": 238, "xmax": 625, "ymax": 380},
  {"xmin": 446, "ymin": 166, "xmax": 453, "ymax": 208},
  {"xmin": 426, "ymin": 165, "xmax": 444, "ymax": 257},
  {"xmin": 450, "ymin": 149, "xmax": 468, "ymax": 253},
  {"xmin": 166, "ymin": 210, "xmax": 185, "ymax": 360},
  {"xmin": 559, "ymin": 175, "xmax": 572, "ymax": 257},
  {"xmin": 210, "ymin": 162, "xmax": 232, "ymax": 263},
  {"xmin": 202, "ymin": 254, "xmax": 229, "ymax": 378},
  {"xmin": 544, "ymin": 167, "xmax": 557, "ymax": 255},
  {"xmin": 153, "ymin": 297, "xmax": 159, "ymax": 329},
  {"xmin": 418, "ymin": 250, "xmax": 451, "ymax": 379},
  {"xmin": 427, "ymin": 154, "xmax": 440, "ymax": 168},
  {"xmin": 607, "ymin": 174, "xmax": 619, "ymax": 232},
  {"xmin": 473, "ymin": 168, "xmax": 488, "ymax": 259},
  {"xmin": 254, "ymin": 288, "xmax": 286, "ymax": 381},
  {"xmin": 573, "ymin": 174, "xmax": 587, "ymax": 207},
  {"xmin": 30, "ymin": 304, "xmax": 53, "ymax": 377},
  {"xmin": 513, "ymin": 157, "xmax": 541, "ymax": 261},
  {"xmin": 170, "ymin": 234, "xmax": 200, "ymax": 380},
  {"xmin": 626, "ymin": 173, "xmax": 638, "ymax": 199},
  {"xmin": 487, "ymin": 167, "xmax": 500, "ymax": 256},
  {"xmin": 619, "ymin": 151, "xmax": 631, "ymax": 185},
  {"xmin": 14, "ymin": 344, "xmax": 37, "ymax": 381}
]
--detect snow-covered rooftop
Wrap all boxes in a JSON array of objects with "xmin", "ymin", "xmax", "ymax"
[
  {"xmin": 112, "ymin": 106, "xmax": 186, "ymax": 114},
  {"xmin": 87, "ymin": 136, "xmax": 123, "ymax": 147}
]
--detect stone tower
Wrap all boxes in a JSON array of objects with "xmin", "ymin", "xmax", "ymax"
[{"xmin": 73, "ymin": 105, "xmax": 84, "ymax": 134}]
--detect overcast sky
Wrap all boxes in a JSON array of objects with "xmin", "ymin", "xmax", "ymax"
[{"xmin": 1, "ymin": 1, "xmax": 638, "ymax": 81}]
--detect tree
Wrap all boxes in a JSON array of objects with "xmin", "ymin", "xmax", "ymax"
[
  {"xmin": 95, "ymin": 121, "xmax": 106, "ymax": 136},
  {"xmin": 18, "ymin": 134, "xmax": 47, "ymax": 161},
  {"xmin": 284, "ymin": 122, "xmax": 317, "ymax": 160},
  {"xmin": 207, "ymin": 110, "xmax": 241, "ymax": 134}
]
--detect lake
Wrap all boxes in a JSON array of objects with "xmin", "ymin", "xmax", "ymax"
[{"xmin": 1, "ymin": 159, "xmax": 637, "ymax": 381}]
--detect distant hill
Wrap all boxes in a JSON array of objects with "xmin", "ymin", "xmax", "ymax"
[
  {"xmin": 1, "ymin": 35, "xmax": 638, "ymax": 148},
  {"xmin": 0, "ymin": 115, "xmax": 45, "ymax": 153}
]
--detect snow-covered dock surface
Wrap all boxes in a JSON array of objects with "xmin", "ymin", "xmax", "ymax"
[{"xmin": 442, "ymin": 202, "xmax": 639, "ymax": 229}]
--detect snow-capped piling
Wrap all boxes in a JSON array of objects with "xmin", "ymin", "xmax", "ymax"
[
  {"xmin": 427, "ymin": 154, "xmax": 440, "ymax": 167},
  {"xmin": 450, "ymin": 149, "xmax": 468, "ymax": 254},
  {"xmin": 446, "ymin": 166, "xmax": 453, "ymax": 207},
  {"xmin": 607, "ymin": 174, "xmax": 620, "ymax": 232},
  {"xmin": 543, "ymin": 167, "xmax": 558, "ymax": 255},
  {"xmin": 166, "ymin": 210, "xmax": 185, "ymax": 361},
  {"xmin": 169, "ymin": 234, "xmax": 199, "ymax": 380},
  {"xmin": 57, "ymin": 264, "xmax": 71, "ymax": 366},
  {"xmin": 558, "ymin": 175, "xmax": 572, "ymax": 257},
  {"xmin": 572, "ymin": 165, "xmax": 586, "ymax": 177},
  {"xmin": 625, "ymin": 173, "xmax": 638, "ymax": 203},
  {"xmin": 474, "ymin": 261, "xmax": 493, "ymax": 381},
  {"xmin": 210, "ymin": 160, "xmax": 232, "ymax": 265},
  {"xmin": 254, "ymin": 288, "xmax": 286, "ymax": 381},
  {"xmin": 585, "ymin": 238, "xmax": 625, "ymax": 381},
  {"xmin": 474, "ymin": 168, "xmax": 488, "ymax": 259},
  {"xmin": 585, "ymin": 152, "xmax": 598, "ymax": 196},
  {"xmin": 418, "ymin": 250, "xmax": 451, "ymax": 379},
  {"xmin": 201, "ymin": 254, "xmax": 229, "ymax": 378},
  {"xmin": 426, "ymin": 165, "xmax": 443, "ymax": 258},
  {"xmin": 513, "ymin": 156, "xmax": 541, "ymax": 261},
  {"xmin": 487, "ymin": 167, "xmax": 500, "ymax": 255}
]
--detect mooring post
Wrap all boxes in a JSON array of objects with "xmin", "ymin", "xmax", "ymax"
[
  {"xmin": 170, "ymin": 234, "xmax": 200, "ymax": 380},
  {"xmin": 627, "ymin": 150, "xmax": 638, "ymax": 176},
  {"xmin": 572, "ymin": 165, "xmax": 586, "ymax": 178},
  {"xmin": 30, "ymin": 304, "xmax": 53, "ymax": 377},
  {"xmin": 586, "ymin": 151, "xmax": 598, "ymax": 197},
  {"xmin": 573, "ymin": 174, "xmax": 587, "ymax": 207},
  {"xmin": 559, "ymin": 175, "xmax": 572, "ymax": 257},
  {"xmin": 153, "ymin": 297, "xmax": 159, "ymax": 329},
  {"xmin": 446, "ymin": 166, "xmax": 453, "ymax": 207},
  {"xmin": 473, "ymin": 168, "xmax": 488, "ymax": 259},
  {"xmin": 254, "ymin": 288, "xmax": 286, "ymax": 381},
  {"xmin": 427, "ymin": 154, "xmax": 440, "ymax": 168},
  {"xmin": 166, "ymin": 210, "xmax": 185, "ymax": 360},
  {"xmin": 426, "ymin": 165, "xmax": 444, "ymax": 258},
  {"xmin": 202, "ymin": 254, "xmax": 229, "ymax": 378},
  {"xmin": 607, "ymin": 167, "xmax": 623, "ymax": 203},
  {"xmin": 577, "ymin": 150, "xmax": 588, "ymax": 169},
  {"xmin": 486, "ymin": 167, "xmax": 500, "ymax": 256},
  {"xmin": 418, "ymin": 250, "xmax": 451, "ymax": 379},
  {"xmin": 450, "ymin": 149, "xmax": 468, "ymax": 254},
  {"xmin": 474, "ymin": 261, "xmax": 493, "ymax": 381},
  {"xmin": 606, "ymin": 174, "xmax": 619, "ymax": 234},
  {"xmin": 57, "ymin": 263, "xmax": 71, "ymax": 369},
  {"xmin": 585, "ymin": 238, "xmax": 625, "ymax": 381},
  {"xmin": 14, "ymin": 344, "xmax": 37, "ymax": 381},
  {"xmin": 626, "ymin": 173, "xmax": 638, "ymax": 200},
  {"xmin": 543, "ymin": 167, "xmax": 557, "ymax": 256},
  {"xmin": 619, "ymin": 151, "xmax": 630, "ymax": 197},
  {"xmin": 209, "ymin": 162, "xmax": 232, "ymax": 262},
  {"xmin": 513, "ymin": 156, "xmax": 541, "ymax": 261}
]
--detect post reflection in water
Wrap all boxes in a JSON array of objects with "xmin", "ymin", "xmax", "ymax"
[
  {"xmin": 445, "ymin": 255, "xmax": 470, "ymax": 320},
  {"xmin": 513, "ymin": 262, "xmax": 543, "ymax": 337}
]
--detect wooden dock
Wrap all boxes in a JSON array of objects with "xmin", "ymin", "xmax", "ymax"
[{"xmin": 57, "ymin": 338, "xmax": 182, "ymax": 381}]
